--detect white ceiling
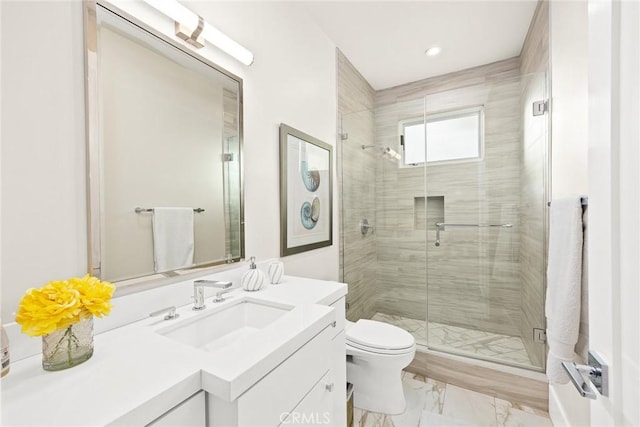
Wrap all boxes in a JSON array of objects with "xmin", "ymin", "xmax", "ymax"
[{"xmin": 301, "ymin": 1, "xmax": 539, "ymax": 90}]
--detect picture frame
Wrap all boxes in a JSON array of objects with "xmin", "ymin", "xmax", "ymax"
[{"xmin": 279, "ymin": 124, "xmax": 333, "ymax": 256}]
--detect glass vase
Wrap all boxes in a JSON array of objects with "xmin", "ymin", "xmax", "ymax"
[{"xmin": 42, "ymin": 317, "xmax": 94, "ymax": 371}]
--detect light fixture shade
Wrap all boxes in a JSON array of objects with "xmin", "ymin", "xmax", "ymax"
[
  {"xmin": 143, "ymin": 0, "xmax": 198, "ymax": 30},
  {"xmin": 142, "ymin": 0, "xmax": 254, "ymax": 66},
  {"xmin": 201, "ymin": 23, "xmax": 254, "ymax": 66}
]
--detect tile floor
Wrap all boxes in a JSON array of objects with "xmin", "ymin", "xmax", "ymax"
[
  {"xmin": 353, "ymin": 372, "xmax": 553, "ymax": 427},
  {"xmin": 371, "ymin": 313, "xmax": 533, "ymax": 367}
]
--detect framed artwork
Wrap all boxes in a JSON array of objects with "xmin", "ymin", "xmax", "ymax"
[{"xmin": 279, "ymin": 124, "xmax": 333, "ymax": 256}]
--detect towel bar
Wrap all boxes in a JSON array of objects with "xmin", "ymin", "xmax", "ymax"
[
  {"xmin": 433, "ymin": 222, "xmax": 512, "ymax": 247},
  {"xmin": 548, "ymin": 197, "xmax": 588, "ymax": 207},
  {"xmin": 135, "ymin": 207, "xmax": 205, "ymax": 214}
]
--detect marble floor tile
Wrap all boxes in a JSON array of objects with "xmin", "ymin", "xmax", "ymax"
[
  {"xmin": 354, "ymin": 372, "xmax": 553, "ymax": 427},
  {"xmin": 358, "ymin": 411, "xmax": 395, "ymax": 427},
  {"xmin": 441, "ymin": 384, "xmax": 499, "ymax": 427},
  {"xmin": 495, "ymin": 399, "xmax": 553, "ymax": 427},
  {"xmin": 419, "ymin": 411, "xmax": 473, "ymax": 427},
  {"xmin": 371, "ymin": 313, "xmax": 533, "ymax": 367}
]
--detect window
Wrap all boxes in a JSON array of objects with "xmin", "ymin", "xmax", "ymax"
[{"xmin": 400, "ymin": 106, "xmax": 483, "ymax": 165}]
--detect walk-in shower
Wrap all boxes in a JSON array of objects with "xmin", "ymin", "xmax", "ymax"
[{"xmin": 339, "ymin": 72, "xmax": 548, "ymax": 371}]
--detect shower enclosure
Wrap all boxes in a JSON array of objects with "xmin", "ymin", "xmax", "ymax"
[{"xmin": 339, "ymin": 73, "xmax": 548, "ymax": 371}]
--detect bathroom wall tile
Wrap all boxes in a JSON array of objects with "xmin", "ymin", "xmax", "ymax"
[
  {"xmin": 517, "ymin": 0, "xmax": 549, "ymax": 371},
  {"xmin": 520, "ymin": 1, "xmax": 549, "ymax": 75},
  {"xmin": 338, "ymin": 49, "xmax": 378, "ymax": 322},
  {"xmin": 376, "ymin": 57, "xmax": 521, "ymax": 107},
  {"xmin": 373, "ymin": 74, "xmax": 525, "ymax": 337},
  {"xmin": 441, "ymin": 385, "xmax": 498, "ymax": 426}
]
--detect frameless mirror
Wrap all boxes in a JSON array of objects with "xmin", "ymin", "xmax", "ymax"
[{"xmin": 85, "ymin": 2, "xmax": 244, "ymax": 284}]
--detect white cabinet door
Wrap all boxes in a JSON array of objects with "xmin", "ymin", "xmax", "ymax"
[
  {"xmin": 236, "ymin": 326, "xmax": 332, "ymax": 426},
  {"xmin": 147, "ymin": 391, "xmax": 206, "ymax": 427}
]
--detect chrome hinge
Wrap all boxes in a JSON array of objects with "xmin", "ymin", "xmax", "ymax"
[
  {"xmin": 532, "ymin": 100, "xmax": 547, "ymax": 116},
  {"xmin": 533, "ymin": 328, "xmax": 547, "ymax": 344},
  {"xmin": 340, "ymin": 133, "xmax": 349, "ymax": 141}
]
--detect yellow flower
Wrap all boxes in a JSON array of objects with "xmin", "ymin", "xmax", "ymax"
[
  {"xmin": 15, "ymin": 275, "xmax": 114, "ymax": 337},
  {"xmin": 70, "ymin": 275, "xmax": 115, "ymax": 318}
]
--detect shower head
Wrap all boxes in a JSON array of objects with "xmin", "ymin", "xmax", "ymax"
[
  {"xmin": 361, "ymin": 144, "xmax": 401, "ymax": 161},
  {"xmin": 383, "ymin": 147, "xmax": 401, "ymax": 160}
]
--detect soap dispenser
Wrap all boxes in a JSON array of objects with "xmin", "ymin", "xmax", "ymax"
[
  {"xmin": 241, "ymin": 256, "xmax": 265, "ymax": 292},
  {"xmin": 1, "ymin": 324, "xmax": 9, "ymax": 378}
]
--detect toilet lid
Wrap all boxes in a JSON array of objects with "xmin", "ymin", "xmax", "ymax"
[{"xmin": 346, "ymin": 319, "xmax": 415, "ymax": 352}]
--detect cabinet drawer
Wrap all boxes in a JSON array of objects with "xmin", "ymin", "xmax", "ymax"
[
  {"xmin": 237, "ymin": 325, "xmax": 332, "ymax": 426},
  {"xmin": 147, "ymin": 391, "xmax": 206, "ymax": 427},
  {"xmin": 279, "ymin": 371, "xmax": 334, "ymax": 426}
]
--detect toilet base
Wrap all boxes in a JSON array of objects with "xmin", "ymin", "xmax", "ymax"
[{"xmin": 346, "ymin": 350, "xmax": 414, "ymax": 415}]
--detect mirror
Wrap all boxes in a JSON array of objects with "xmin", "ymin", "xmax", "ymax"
[{"xmin": 85, "ymin": 2, "xmax": 244, "ymax": 284}]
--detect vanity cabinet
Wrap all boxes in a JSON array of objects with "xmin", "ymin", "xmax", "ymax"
[
  {"xmin": 329, "ymin": 297, "xmax": 347, "ymax": 426},
  {"xmin": 147, "ymin": 391, "xmax": 206, "ymax": 427},
  {"xmin": 208, "ymin": 311, "xmax": 342, "ymax": 426}
]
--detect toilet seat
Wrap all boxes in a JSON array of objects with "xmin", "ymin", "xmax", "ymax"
[{"xmin": 346, "ymin": 319, "xmax": 415, "ymax": 355}]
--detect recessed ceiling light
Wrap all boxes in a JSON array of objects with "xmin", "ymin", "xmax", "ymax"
[{"xmin": 424, "ymin": 46, "xmax": 441, "ymax": 57}]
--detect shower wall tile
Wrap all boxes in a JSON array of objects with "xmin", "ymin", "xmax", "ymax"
[
  {"xmin": 337, "ymin": 49, "xmax": 378, "ymax": 321},
  {"xmin": 374, "ymin": 66, "xmax": 523, "ymax": 337},
  {"xmin": 376, "ymin": 57, "xmax": 521, "ymax": 107},
  {"xmin": 518, "ymin": 0, "xmax": 549, "ymax": 369},
  {"xmin": 520, "ymin": 1, "xmax": 549, "ymax": 75}
]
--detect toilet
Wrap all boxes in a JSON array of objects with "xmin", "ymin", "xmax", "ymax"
[{"xmin": 345, "ymin": 319, "xmax": 416, "ymax": 415}]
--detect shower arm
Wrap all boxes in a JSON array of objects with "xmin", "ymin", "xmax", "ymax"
[{"xmin": 434, "ymin": 222, "xmax": 513, "ymax": 247}]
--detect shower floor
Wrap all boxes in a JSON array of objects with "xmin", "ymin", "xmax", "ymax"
[{"xmin": 371, "ymin": 312, "xmax": 533, "ymax": 366}]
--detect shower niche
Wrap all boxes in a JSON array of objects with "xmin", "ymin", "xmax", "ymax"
[{"xmin": 414, "ymin": 196, "xmax": 444, "ymax": 231}]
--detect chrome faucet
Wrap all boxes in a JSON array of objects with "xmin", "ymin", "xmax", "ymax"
[
  {"xmin": 213, "ymin": 288, "xmax": 234, "ymax": 303},
  {"xmin": 193, "ymin": 280, "xmax": 232, "ymax": 310}
]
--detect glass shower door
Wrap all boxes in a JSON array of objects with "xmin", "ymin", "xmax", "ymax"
[{"xmin": 424, "ymin": 73, "xmax": 548, "ymax": 370}]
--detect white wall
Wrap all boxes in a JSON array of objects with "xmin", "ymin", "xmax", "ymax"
[
  {"xmin": 548, "ymin": 0, "xmax": 591, "ymax": 425},
  {"xmin": 0, "ymin": 1, "xmax": 338, "ymax": 325},
  {"xmin": 1, "ymin": 1, "xmax": 88, "ymax": 325},
  {"xmin": 550, "ymin": 0, "xmax": 589, "ymax": 199}
]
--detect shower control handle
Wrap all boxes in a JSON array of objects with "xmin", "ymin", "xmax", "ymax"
[{"xmin": 360, "ymin": 219, "xmax": 374, "ymax": 235}]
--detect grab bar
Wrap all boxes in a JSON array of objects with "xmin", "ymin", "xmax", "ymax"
[
  {"xmin": 434, "ymin": 222, "xmax": 512, "ymax": 247},
  {"xmin": 135, "ymin": 207, "xmax": 205, "ymax": 214}
]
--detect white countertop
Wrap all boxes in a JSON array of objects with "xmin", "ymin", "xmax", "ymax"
[{"xmin": 0, "ymin": 276, "xmax": 347, "ymax": 426}]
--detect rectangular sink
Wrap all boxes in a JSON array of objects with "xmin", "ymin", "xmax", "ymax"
[{"xmin": 157, "ymin": 299, "xmax": 292, "ymax": 352}]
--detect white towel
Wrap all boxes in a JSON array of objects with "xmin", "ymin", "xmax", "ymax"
[
  {"xmin": 152, "ymin": 207, "xmax": 194, "ymax": 273},
  {"xmin": 575, "ymin": 207, "xmax": 589, "ymax": 362},
  {"xmin": 545, "ymin": 197, "xmax": 584, "ymax": 384}
]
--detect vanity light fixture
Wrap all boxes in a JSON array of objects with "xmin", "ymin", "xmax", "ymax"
[
  {"xmin": 424, "ymin": 46, "xmax": 442, "ymax": 57},
  {"xmin": 142, "ymin": 0, "xmax": 254, "ymax": 66}
]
